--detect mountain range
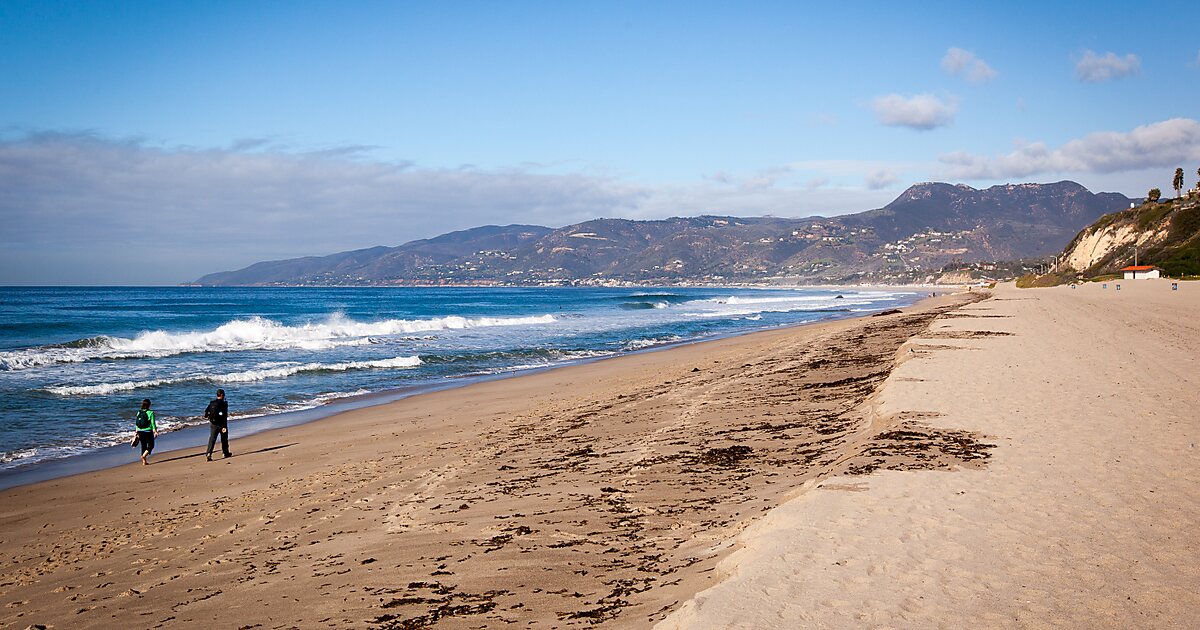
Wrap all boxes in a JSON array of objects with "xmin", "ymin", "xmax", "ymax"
[{"xmin": 194, "ymin": 181, "xmax": 1134, "ymax": 286}]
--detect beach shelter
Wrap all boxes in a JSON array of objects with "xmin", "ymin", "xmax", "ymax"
[{"xmin": 1120, "ymin": 265, "xmax": 1160, "ymax": 280}]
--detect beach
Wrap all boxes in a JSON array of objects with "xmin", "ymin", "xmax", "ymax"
[
  {"xmin": 2, "ymin": 280, "xmax": 1197, "ymax": 628},
  {"xmin": 662, "ymin": 278, "xmax": 1200, "ymax": 629}
]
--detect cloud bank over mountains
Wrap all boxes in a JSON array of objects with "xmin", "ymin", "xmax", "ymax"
[{"xmin": 1, "ymin": 132, "xmax": 635, "ymax": 246}]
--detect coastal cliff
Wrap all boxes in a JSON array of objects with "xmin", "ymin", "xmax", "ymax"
[{"xmin": 1060, "ymin": 195, "xmax": 1200, "ymax": 277}]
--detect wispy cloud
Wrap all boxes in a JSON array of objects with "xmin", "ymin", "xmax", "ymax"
[
  {"xmin": 0, "ymin": 133, "xmax": 642, "ymax": 283},
  {"xmin": 1075, "ymin": 50, "xmax": 1141, "ymax": 82},
  {"xmin": 941, "ymin": 47, "xmax": 996, "ymax": 83},
  {"xmin": 872, "ymin": 93, "xmax": 957, "ymax": 130},
  {"xmin": 0, "ymin": 133, "xmax": 904, "ymax": 283},
  {"xmin": 864, "ymin": 169, "xmax": 898, "ymax": 190},
  {"xmin": 702, "ymin": 166, "xmax": 789, "ymax": 191},
  {"xmin": 937, "ymin": 118, "xmax": 1200, "ymax": 179}
]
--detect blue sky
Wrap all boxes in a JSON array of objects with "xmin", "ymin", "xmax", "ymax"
[{"xmin": 2, "ymin": 1, "xmax": 1198, "ymax": 283}]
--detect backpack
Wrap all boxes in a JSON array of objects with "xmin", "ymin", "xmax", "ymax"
[{"xmin": 135, "ymin": 409, "xmax": 153, "ymax": 431}]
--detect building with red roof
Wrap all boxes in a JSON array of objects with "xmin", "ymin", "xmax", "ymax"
[{"xmin": 1120, "ymin": 265, "xmax": 1160, "ymax": 280}]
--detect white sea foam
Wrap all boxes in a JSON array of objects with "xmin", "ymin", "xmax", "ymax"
[
  {"xmin": 720, "ymin": 295, "xmax": 830, "ymax": 305},
  {"xmin": 247, "ymin": 388, "xmax": 373, "ymax": 416},
  {"xmin": 44, "ymin": 355, "xmax": 423, "ymax": 396},
  {"xmin": 623, "ymin": 335, "xmax": 683, "ymax": 351},
  {"xmin": 0, "ymin": 313, "xmax": 555, "ymax": 370},
  {"xmin": 0, "ymin": 448, "xmax": 39, "ymax": 466},
  {"xmin": 679, "ymin": 293, "xmax": 902, "ymax": 319},
  {"xmin": 456, "ymin": 349, "xmax": 612, "ymax": 377}
]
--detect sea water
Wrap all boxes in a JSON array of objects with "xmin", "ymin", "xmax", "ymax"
[{"xmin": 0, "ymin": 286, "xmax": 918, "ymax": 473}]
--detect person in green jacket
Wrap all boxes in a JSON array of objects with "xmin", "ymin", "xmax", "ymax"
[{"xmin": 132, "ymin": 398, "xmax": 158, "ymax": 465}]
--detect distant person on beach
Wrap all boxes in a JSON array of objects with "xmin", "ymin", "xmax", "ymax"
[
  {"xmin": 132, "ymin": 398, "xmax": 157, "ymax": 465},
  {"xmin": 204, "ymin": 389, "xmax": 231, "ymax": 461}
]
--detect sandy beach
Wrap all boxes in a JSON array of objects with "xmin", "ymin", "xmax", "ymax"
[
  {"xmin": 2, "ymin": 280, "xmax": 1197, "ymax": 628},
  {"xmin": 662, "ymin": 278, "xmax": 1200, "ymax": 629}
]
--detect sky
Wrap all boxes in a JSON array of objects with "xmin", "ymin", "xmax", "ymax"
[{"xmin": 2, "ymin": 1, "xmax": 1199, "ymax": 284}]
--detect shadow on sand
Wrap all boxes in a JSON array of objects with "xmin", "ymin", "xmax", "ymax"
[{"xmin": 153, "ymin": 442, "xmax": 298, "ymax": 465}]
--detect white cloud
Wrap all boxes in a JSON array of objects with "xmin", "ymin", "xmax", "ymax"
[
  {"xmin": 937, "ymin": 118, "xmax": 1200, "ymax": 179},
  {"xmin": 1075, "ymin": 50, "xmax": 1141, "ymax": 82},
  {"xmin": 941, "ymin": 47, "xmax": 997, "ymax": 83},
  {"xmin": 872, "ymin": 93, "xmax": 957, "ymax": 130},
  {"xmin": 865, "ymin": 169, "xmax": 898, "ymax": 190}
]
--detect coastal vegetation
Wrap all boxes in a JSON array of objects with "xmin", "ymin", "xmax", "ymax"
[{"xmin": 1015, "ymin": 269, "xmax": 1076, "ymax": 288}]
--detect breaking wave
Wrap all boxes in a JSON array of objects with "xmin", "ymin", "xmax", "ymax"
[
  {"xmin": 622, "ymin": 335, "xmax": 683, "ymax": 351},
  {"xmin": 680, "ymin": 293, "xmax": 893, "ymax": 318},
  {"xmin": 614, "ymin": 293, "xmax": 695, "ymax": 310},
  {"xmin": 0, "ymin": 313, "xmax": 555, "ymax": 370},
  {"xmin": 620, "ymin": 300, "xmax": 670, "ymax": 310},
  {"xmin": 44, "ymin": 356, "xmax": 423, "ymax": 396}
]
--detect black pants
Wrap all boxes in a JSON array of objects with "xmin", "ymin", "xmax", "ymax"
[
  {"xmin": 207, "ymin": 423, "xmax": 230, "ymax": 457},
  {"xmin": 138, "ymin": 431, "xmax": 154, "ymax": 456}
]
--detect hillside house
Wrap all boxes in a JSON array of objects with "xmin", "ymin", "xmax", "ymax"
[{"xmin": 1120, "ymin": 265, "xmax": 1161, "ymax": 280}]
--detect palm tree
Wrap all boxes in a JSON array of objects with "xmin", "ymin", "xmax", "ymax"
[
  {"xmin": 1174, "ymin": 167, "xmax": 1185, "ymax": 200},
  {"xmin": 1148, "ymin": 188, "xmax": 1162, "ymax": 202}
]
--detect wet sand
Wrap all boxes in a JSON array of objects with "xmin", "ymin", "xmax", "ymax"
[
  {"xmin": 662, "ymin": 278, "xmax": 1200, "ymax": 629},
  {"xmin": 0, "ymin": 292, "xmax": 988, "ymax": 629}
]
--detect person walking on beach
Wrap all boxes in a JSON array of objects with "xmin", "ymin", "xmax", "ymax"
[
  {"xmin": 204, "ymin": 389, "xmax": 231, "ymax": 461},
  {"xmin": 132, "ymin": 398, "xmax": 157, "ymax": 465}
]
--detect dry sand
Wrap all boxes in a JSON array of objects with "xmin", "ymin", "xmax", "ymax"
[
  {"xmin": 0, "ymin": 292, "xmax": 983, "ymax": 629},
  {"xmin": 661, "ymin": 278, "xmax": 1200, "ymax": 629}
]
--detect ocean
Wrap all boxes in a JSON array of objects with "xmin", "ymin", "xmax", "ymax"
[{"xmin": 0, "ymin": 286, "xmax": 919, "ymax": 476}]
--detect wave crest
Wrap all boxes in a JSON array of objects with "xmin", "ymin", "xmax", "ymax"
[
  {"xmin": 44, "ymin": 355, "xmax": 423, "ymax": 396},
  {"xmin": 1, "ymin": 313, "xmax": 555, "ymax": 370}
]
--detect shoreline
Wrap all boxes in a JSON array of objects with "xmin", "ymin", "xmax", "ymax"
[
  {"xmin": 0, "ymin": 291, "xmax": 975, "ymax": 628},
  {"xmin": 0, "ymin": 293, "xmax": 926, "ymax": 491}
]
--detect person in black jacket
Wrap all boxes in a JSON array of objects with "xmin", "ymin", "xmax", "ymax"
[{"xmin": 204, "ymin": 389, "xmax": 231, "ymax": 461}]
